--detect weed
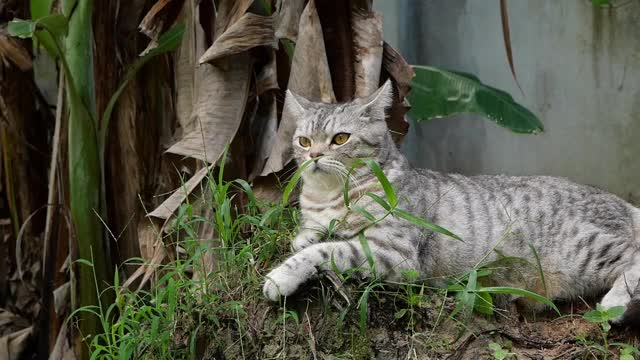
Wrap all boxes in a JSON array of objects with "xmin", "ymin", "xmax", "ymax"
[
  {"xmin": 579, "ymin": 304, "xmax": 640, "ymax": 359},
  {"xmin": 72, "ymin": 158, "xmax": 570, "ymax": 358},
  {"xmin": 488, "ymin": 342, "xmax": 514, "ymax": 359}
]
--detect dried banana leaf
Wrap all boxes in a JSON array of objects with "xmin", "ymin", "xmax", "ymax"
[
  {"xmin": 275, "ymin": 0, "xmax": 305, "ymax": 41},
  {"xmin": 199, "ymin": 13, "xmax": 276, "ymax": 64},
  {"xmin": 352, "ymin": 9, "xmax": 383, "ymax": 97},
  {"xmin": 261, "ymin": 0, "xmax": 335, "ymax": 176}
]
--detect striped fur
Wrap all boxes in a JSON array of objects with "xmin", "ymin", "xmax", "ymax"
[{"xmin": 262, "ymin": 81, "xmax": 640, "ymax": 325}]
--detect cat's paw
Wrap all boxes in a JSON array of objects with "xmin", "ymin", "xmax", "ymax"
[
  {"xmin": 599, "ymin": 285, "xmax": 633, "ymax": 324},
  {"xmin": 291, "ymin": 232, "xmax": 319, "ymax": 252},
  {"xmin": 263, "ymin": 262, "xmax": 317, "ymax": 301}
]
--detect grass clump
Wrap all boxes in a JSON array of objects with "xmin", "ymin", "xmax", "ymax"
[{"xmin": 72, "ymin": 167, "xmax": 297, "ymax": 359}]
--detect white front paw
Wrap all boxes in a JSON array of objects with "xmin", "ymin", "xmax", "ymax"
[
  {"xmin": 263, "ymin": 261, "xmax": 317, "ymax": 301},
  {"xmin": 598, "ymin": 296, "xmax": 629, "ymax": 324}
]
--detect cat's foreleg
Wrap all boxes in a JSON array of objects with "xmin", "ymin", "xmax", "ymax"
[
  {"xmin": 263, "ymin": 237, "xmax": 417, "ymax": 301},
  {"xmin": 291, "ymin": 228, "xmax": 324, "ymax": 251},
  {"xmin": 600, "ymin": 258, "xmax": 640, "ymax": 324}
]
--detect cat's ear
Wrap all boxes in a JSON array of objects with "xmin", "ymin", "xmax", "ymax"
[
  {"xmin": 357, "ymin": 80, "xmax": 394, "ymax": 118},
  {"xmin": 284, "ymin": 89, "xmax": 312, "ymax": 119}
]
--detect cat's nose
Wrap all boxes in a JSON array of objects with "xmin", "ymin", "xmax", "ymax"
[{"xmin": 310, "ymin": 152, "xmax": 323, "ymax": 159}]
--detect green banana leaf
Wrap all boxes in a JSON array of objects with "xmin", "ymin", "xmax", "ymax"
[{"xmin": 407, "ymin": 65, "xmax": 544, "ymax": 134}]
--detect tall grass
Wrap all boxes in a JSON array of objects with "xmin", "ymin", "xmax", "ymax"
[
  {"xmin": 72, "ymin": 166, "xmax": 297, "ymax": 358},
  {"xmin": 73, "ymin": 159, "xmax": 561, "ymax": 358}
]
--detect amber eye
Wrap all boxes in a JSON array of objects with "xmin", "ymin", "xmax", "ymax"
[
  {"xmin": 332, "ymin": 133, "xmax": 350, "ymax": 145},
  {"xmin": 298, "ymin": 137, "xmax": 311, "ymax": 147}
]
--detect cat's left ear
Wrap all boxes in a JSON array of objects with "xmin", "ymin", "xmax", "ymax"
[
  {"xmin": 356, "ymin": 80, "xmax": 394, "ymax": 118},
  {"xmin": 284, "ymin": 89, "xmax": 313, "ymax": 119}
]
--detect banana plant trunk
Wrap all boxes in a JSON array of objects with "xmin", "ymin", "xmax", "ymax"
[{"xmin": 65, "ymin": 0, "xmax": 113, "ymax": 357}]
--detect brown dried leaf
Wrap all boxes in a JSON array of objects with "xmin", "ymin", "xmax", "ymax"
[
  {"xmin": 199, "ymin": 13, "xmax": 276, "ymax": 64},
  {"xmin": 275, "ymin": 0, "xmax": 305, "ymax": 41},
  {"xmin": 175, "ymin": 0, "xmax": 201, "ymax": 131},
  {"xmin": 261, "ymin": 0, "xmax": 335, "ymax": 176},
  {"xmin": 352, "ymin": 10, "xmax": 383, "ymax": 97},
  {"xmin": 120, "ymin": 217, "xmax": 166, "ymax": 291},
  {"xmin": 139, "ymin": 0, "xmax": 185, "ymax": 52},
  {"xmin": 166, "ymin": 53, "xmax": 251, "ymax": 163},
  {"xmin": 0, "ymin": 326, "xmax": 31, "ymax": 360},
  {"xmin": 214, "ymin": 0, "xmax": 253, "ymax": 41},
  {"xmin": 256, "ymin": 50, "xmax": 279, "ymax": 95},
  {"xmin": 249, "ymin": 93, "xmax": 278, "ymax": 180},
  {"xmin": 316, "ymin": 0, "xmax": 355, "ymax": 101},
  {"xmin": 148, "ymin": 165, "xmax": 212, "ymax": 219},
  {"xmin": 49, "ymin": 321, "xmax": 77, "ymax": 360},
  {"xmin": 382, "ymin": 42, "xmax": 415, "ymax": 98},
  {"xmin": 382, "ymin": 42, "xmax": 414, "ymax": 144},
  {"xmin": 0, "ymin": 28, "xmax": 31, "ymax": 71},
  {"xmin": 252, "ymin": 167, "xmax": 301, "ymax": 209},
  {"xmin": 53, "ymin": 282, "xmax": 70, "ymax": 316}
]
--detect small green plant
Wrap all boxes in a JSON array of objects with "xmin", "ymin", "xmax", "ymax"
[
  {"xmin": 488, "ymin": 342, "xmax": 515, "ymax": 360},
  {"xmin": 580, "ymin": 304, "xmax": 636, "ymax": 359},
  {"xmin": 579, "ymin": 304, "xmax": 640, "ymax": 359},
  {"xmin": 68, "ymin": 160, "xmax": 298, "ymax": 358},
  {"xmin": 583, "ymin": 304, "xmax": 623, "ymax": 357},
  {"xmin": 392, "ymin": 269, "xmax": 430, "ymax": 329}
]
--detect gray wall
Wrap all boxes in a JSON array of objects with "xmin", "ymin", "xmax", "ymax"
[{"xmin": 374, "ymin": 0, "xmax": 640, "ymax": 202}]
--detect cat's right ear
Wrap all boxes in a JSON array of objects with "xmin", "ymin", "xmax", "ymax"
[{"xmin": 284, "ymin": 89, "xmax": 311, "ymax": 119}]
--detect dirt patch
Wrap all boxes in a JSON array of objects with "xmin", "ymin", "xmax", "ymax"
[{"xmin": 197, "ymin": 280, "xmax": 639, "ymax": 359}]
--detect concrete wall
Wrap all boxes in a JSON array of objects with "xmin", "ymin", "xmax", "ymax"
[{"xmin": 374, "ymin": 0, "xmax": 640, "ymax": 202}]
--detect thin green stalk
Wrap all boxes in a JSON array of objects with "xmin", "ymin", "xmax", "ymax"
[{"xmin": 64, "ymin": 0, "xmax": 113, "ymax": 356}]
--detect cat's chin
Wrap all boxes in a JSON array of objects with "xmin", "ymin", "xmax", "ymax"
[{"xmin": 302, "ymin": 165, "xmax": 344, "ymax": 190}]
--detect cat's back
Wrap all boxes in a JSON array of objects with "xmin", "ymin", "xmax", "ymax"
[{"xmin": 410, "ymin": 168, "xmax": 637, "ymax": 242}]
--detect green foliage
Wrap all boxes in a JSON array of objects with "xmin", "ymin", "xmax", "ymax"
[
  {"xmin": 408, "ymin": 65, "xmax": 544, "ymax": 134},
  {"xmin": 591, "ymin": 0, "xmax": 612, "ymax": 6},
  {"xmin": 583, "ymin": 304, "xmax": 625, "ymax": 326},
  {"xmin": 579, "ymin": 304, "xmax": 638, "ymax": 359},
  {"xmin": 71, "ymin": 164, "xmax": 298, "ymax": 358},
  {"xmin": 447, "ymin": 265, "xmax": 558, "ymax": 323},
  {"xmin": 393, "ymin": 270, "xmax": 430, "ymax": 329},
  {"xmin": 9, "ymin": 8, "xmax": 184, "ymax": 357},
  {"xmin": 488, "ymin": 342, "xmax": 514, "ymax": 360}
]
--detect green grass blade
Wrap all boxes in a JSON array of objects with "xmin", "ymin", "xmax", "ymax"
[
  {"xmin": 282, "ymin": 159, "xmax": 313, "ymax": 205},
  {"xmin": 392, "ymin": 208, "xmax": 462, "ymax": 241},
  {"xmin": 528, "ymin": 242, "xmax": 547, "ymax": 296},
  {"xmin": 351, "ymin": 206, "xmax": 376, "ymax": 223},
  {"xmin": 365, "ymin": 192, "xmax": 391, "ymax": 211},
  {"xmin": 476, "ymin": 287, "xmax": 559, "ymax": 314},
  {"xmin": 361, "ymin": 158, "xmax": 397, "ymax": 207},
  {"xmin": 358, "ymin": 233, "xmax": 376, "ymax": 276}
]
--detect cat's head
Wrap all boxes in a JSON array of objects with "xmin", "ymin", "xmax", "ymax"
[{"xmin": 286, "ymin": 81, "xmax": 394, "ymax": 184}]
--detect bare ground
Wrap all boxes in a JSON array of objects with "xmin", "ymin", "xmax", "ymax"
[{"xmin": 197, "ymin": 279, "xmax": 639, "ymax": 360}]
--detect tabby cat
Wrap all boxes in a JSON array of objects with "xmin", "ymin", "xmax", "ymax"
[{"xmin": 262, "ymin": 81, "xmax": 640, "ymax": 324}]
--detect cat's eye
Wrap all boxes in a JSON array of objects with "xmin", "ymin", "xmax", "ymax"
[
  {"xmin": 332, "ymin": 133, "xmax": 350, "ymax": 145},
  {"xmin": 298, "ymin": 137, "xmax": 311, "ymax": 147}
]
